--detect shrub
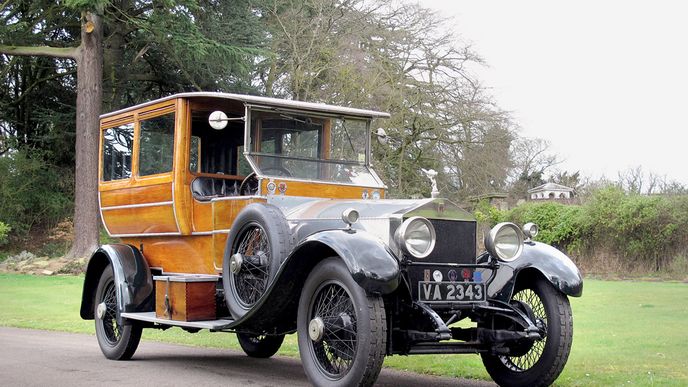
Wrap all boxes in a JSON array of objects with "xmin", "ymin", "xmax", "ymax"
[
  {"xmin": 581, "ymin": 187, "xmax": 688, "ymax": 270},
  {"xmin": 0, "ymin": 221, "xmax": 10, "ymax": 246},
  {"xmin": 0, "ymin": 150, "xmax": 74, "ymax": 238},
  {"xmin": 474, "ymin": 186, "xmax": 688, "ymax": 272},
  {"xmin": 504, "ymin": 202, "xmax": 584, "ymax": 249},
  {"xmin": 473, "ymin": 200, "xmax": 506, "ymax": 226}
]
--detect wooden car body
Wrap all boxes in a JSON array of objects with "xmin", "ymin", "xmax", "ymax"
[{"xmin": 98, "ymin": 93, "xmax": 388, "ymax": 274}]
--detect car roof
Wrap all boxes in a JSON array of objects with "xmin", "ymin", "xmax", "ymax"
[{"xmin": 100, "ymin": 92, "xmax": 391, "ymax": 119}]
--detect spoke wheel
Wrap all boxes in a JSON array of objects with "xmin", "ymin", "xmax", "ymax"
[
  {"xmin": 236, "ymin": 332, "xmax": 285, "ymax": 358},
  {"xmin": 94, "ymin": 265, "xmax": 142, "ymax": 360},
  {"xmin": 481, "ymin": 278, "xmax": 573, "ymax": 387},
  {"xmin": 231, "ymin": 224, "xmax": 272, "ymax": 308},
  {"xmin": 310, "ymin": 282, "xmax": 358, "ymax": 376},
  {"xmin": 501, "ymin": 289, "xmax": 547, "ymax": 370},
  {"xmin": 223, "ymin": 204, "xmax": 292, "ymax": 320},
  {"xmin": 298, "ymin": 258, "xmax": 386, "ymax": 387}
]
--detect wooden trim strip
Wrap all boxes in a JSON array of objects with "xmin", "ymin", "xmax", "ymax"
[
  {"xmin": 171, "ymin": 184, "xmax": 181, "ymax": 232},
  {"xmin": 98, "ymin": 192, "xmax": 113, "ymax": 236},
  {"xmin": 190, "ymin": 229, "xmax": 231, "ymax": 236},
  {"xmin": 101, "ymin": 201, "xmax": 174, "ymax": 211},
  {"xmin": 109, "ymin": 232, "xmax": 182, "ymax": 238}
]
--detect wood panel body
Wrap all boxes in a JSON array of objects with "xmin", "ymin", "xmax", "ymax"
[
  {"xmin": 100, "ymin": 182, "xmax": 173, "ymax": 207},
  {"xmin": 100, "ymin": 95, "xmax": 385, "ymax": 277},
  {"xmin": 172, "ymin": 99, "xmax": 193, "ymax": 235},
  {"xmin": 122, "ymin": 235, "xmax": 215, "ymax": 274},
  {"xmin": 212, "ymin": 197, "xmax": 265, "ymax": 231},
  {"xmin": 213, "ymin": 233, "xmax": 229, "ymax": 270},
  {"xmin": 99, "ymin": 99, "xmax": 180, "ymax": 237},
  {"xmin": 103, "ymin": 205, "xmax": 178, "ymax": 235},
  {"xmin": 259, "ymin": 178, "xmax": 385, "ymax": 199},
  {"xmin": 101, "ymin": 181, "xmax": 178, "ymax": 235},
  {"xmin": 155, "ymin": 277, "xmax": 216, "ymax": 321}
]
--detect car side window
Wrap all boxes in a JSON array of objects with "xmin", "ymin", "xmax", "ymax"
[
  {"xmin": 189, "ymin": 135, "xmax": 201, "ymax": 173},
  {"xmin": 102, "ymin": 123, "xmax": 134, "ymax": 181},
  {"xmin": 139, "ymin": 113, "xmax": 175, "ymax": 176}
]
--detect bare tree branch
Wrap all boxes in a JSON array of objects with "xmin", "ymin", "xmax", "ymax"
[{"xmin": 0, "ymin": 45, "xmax": 78, "ymax": 59}]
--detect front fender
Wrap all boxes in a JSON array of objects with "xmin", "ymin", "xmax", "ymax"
[
  {"xmin": 232, "ymin": 229, "xmax": 400, "ymax": 332},
  {"xmin": 299, "ymin": 229, "xmax": 400, "ymax": 294},
  {"xmin": 80, "ymin": 244, "xmax": 154, "ymax": 320},
  {"xmin": 487, "ymin": 241, "xmax": 583, "ymax": 302}
]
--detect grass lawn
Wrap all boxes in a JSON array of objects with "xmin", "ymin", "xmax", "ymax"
[{"xmin": 1, "ymin": 274, "xmax": 686, "ymax": 385}]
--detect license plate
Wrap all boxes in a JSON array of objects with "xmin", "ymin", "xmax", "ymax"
[{"xmin": 418, "ymin": 281, "xmax": 486, "ymax": 303}]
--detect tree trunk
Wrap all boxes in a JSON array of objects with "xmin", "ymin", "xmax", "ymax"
[{"xmin": 66, "ymin": 11, "xmax": 103, "ymax": 259}]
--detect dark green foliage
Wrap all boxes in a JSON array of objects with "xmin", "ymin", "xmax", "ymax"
[
  {"xmin": 580, "ymin": 187, "xmax": 688, "ymax": 269},
  {"xmin": 0, "ymin": 221, "xmax": 10, "ymax": 246},
  {"xmin": 0, "ymin": 150, "xmax": 74, "ymax": 237},
  {"xmin": 1, "ymin": 0, "xmax": 266, "ymax": 245},
  {"xmin": 486, "ymin": 186, "xmax": 688, "ymax": 271},
  {"xmin": 505, "ymin": 201, "xmax": 584, "ymax": 249},
  {"xmin": 473, "ymin": 200, "xmax": 506, "ymax": 226}
]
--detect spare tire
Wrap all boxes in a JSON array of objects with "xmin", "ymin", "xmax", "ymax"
[{"xmin": 223, "ymin": 203, "xmax": 293, "ymax": 320}]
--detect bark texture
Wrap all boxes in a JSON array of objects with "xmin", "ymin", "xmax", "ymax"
[{"xmin": 66, "ymin": 12, "xmax": 103, "ymax": 259}]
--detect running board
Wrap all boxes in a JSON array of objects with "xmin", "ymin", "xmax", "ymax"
[{"xmin": 121, "ymin": 312, "xmax": 235, "ymax": 331}]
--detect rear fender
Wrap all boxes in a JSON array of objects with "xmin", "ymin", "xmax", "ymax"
[
  {"xmin": 80, "ymin": 244, "xmax": 154, "ymax": 321},
  {"xmin": 488, "ymin": 241, "xmax": 583, "ymax": 302}
]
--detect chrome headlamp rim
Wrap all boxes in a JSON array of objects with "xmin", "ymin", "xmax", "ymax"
[
  {"xmin": 341, "ymin": 208, "xmax": 359, "ymax": 227},
  {"xmin": 485, "ymin": 222, "xmax": 524, "ymax": 262},
  {"xmin": 395, "ymin": 216, "xmax": 436, "ymax": 259},
  {"xmin": 523, "ymin": 222, "xmax": 539, "ymax": 240}
]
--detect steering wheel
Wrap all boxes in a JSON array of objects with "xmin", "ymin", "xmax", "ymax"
[
  {"xmin": 239, "ymin": 172, "xmax": 259, "ymax": 196},
  {"xmin": 262, "ymin": 166, "xmax": 292, "ymax": 177}
]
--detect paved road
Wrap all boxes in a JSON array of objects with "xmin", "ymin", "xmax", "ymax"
[{"xmin": 0, "ymin": 327, "xmax": 495, "ymax": 387}]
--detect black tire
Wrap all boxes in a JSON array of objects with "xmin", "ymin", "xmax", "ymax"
[
  {"xmin": 481, "ymin": 278, "xmax": 573, "ymax": 387},
  {"xmin": 94, "ymin": 265, "xmax": 142, "ymax": 360},
  {"xmin": 223, "ymin": 204, "xmax": 292, "ymax": 319},
  {"xmin": 297, "ymin": 258, "xmax": 386, "ymax": 387},
  {"xmin": 236, "ymin": 332, "xmax": 285, "ymax": 358}
]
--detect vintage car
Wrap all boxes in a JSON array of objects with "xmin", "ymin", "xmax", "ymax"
[{"xmin": 80, "ymin": 92, "xmax": 583, "ymax": 387}]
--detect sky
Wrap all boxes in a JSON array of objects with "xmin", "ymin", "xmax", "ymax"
[{"xmin": 419, "ymin": 0, "xmax": 688, "ymax": 185}]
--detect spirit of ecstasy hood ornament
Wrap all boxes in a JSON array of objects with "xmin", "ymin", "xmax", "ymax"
[{"xmin": 421, "ymin": 168, "xmax": 439, "ymax": 198}]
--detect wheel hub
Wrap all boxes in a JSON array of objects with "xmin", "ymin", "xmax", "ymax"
[
  {"xmin": 229, "ymin": 253, "xmax": 243, "ymax": 274},
  {"xmin": 308, "ymin": 317, "xmax": 325, "ymax": 342},
  {"xmin": 96, "ymin": 302, "xmax": 107, "ymax": 319}
]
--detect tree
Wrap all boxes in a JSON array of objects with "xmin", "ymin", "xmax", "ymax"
[
  {"xmin": 100, "ymin": 0, "xmax": 264, "ymax": 110},
  {"xmin": 1, "ymin": 1, "xmax": 103, "ymax": 259},
  {"xmin": 509, "ymin": 137, "xmax": 560, "ymax": 199},
  {"xmin": 1, "ymin": 0, "xmax": 264, "ymax": 257},
  {"xmin": 258, "ymin": 0, "xmax": 515, "ymax": 201},
  {"xmin": 549, "ymin": 170, "xmax": 581, "ymax": 191}
]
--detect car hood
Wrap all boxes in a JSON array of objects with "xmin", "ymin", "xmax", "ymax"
[
  {"xmin": 267, "ymin": 196, "xmax": 475, "ymax": 247},
  {"xmin": 267, "ymin": 196, "xmax": 475, "ymax": 222}
]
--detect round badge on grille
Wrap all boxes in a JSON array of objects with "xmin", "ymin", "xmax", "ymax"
[{"xmin": 432, "ymin": 270, "xmax": 443, "ymax": 282}]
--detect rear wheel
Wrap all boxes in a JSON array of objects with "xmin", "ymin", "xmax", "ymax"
[
  {"xmin": 94, "ymin": 265, "xmax": 142, "ymax": 360},
  {"xmin": 236, "ymin": 332, "xmax": 285, "ymax": 358},
  {"xmin": 297, "ymin": 258, "xmax": 386, "ymax": 387},
  {"xmin": 481, "ymin": 278, "xmax": 573, "ymax": 387}
]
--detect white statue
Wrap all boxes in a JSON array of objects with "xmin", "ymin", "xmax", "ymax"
[{"xmin": 421, "ymin": 168, "xmax": 439, "ymax": 198}]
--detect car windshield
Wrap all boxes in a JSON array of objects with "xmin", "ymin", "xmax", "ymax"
[{"xmin": 247, "ymin": 109, "xmax": 381, "ymax": 186}]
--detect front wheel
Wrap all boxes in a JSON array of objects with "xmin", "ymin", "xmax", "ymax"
[
  {"xmin": 297, "ymin": 258, "xmax": 387, "ymax": 387},
  {"xmin": 94, "ymin": 265, "xmax": 142, "ymax": 360},
  {"xmin": 481, "ymin": 278, "xmax": 573, "ymax": 387},
  {"xmin": 236, "ymin": 332, "xmax": 285, "ymax": 358}
]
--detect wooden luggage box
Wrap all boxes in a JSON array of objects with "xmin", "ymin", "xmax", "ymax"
[{"xmin": 154, "ymin": 275, "xmax": 218, "ymax": 321}]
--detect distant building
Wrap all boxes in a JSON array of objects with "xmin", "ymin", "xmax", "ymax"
[{"xmin": 528, "ymin": 183, "xmax": 574, "ymax": 200}]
